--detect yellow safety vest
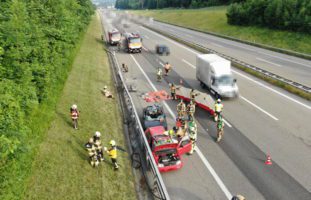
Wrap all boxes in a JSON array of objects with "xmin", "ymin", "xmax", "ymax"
[
  {"xmin": 108, "ymin": 147, "xmax": 117, "ymax": 159},
  {"xmin": 215, "ymin": 103, "xmax": 223, "ymax": 112}
]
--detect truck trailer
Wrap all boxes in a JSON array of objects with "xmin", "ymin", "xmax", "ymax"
[{"xmin": 196, "ymin": 54, "xmax": 238, "ymax": 98}]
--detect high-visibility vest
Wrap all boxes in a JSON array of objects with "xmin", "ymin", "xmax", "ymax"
[
  {"xmin": 71, "ymin": 111, "xmax": 79, "ymax": 119},
  {"xmin": 108, "ymin": 146, "xmax": 117, "ymax": 159},
  {"xmin": 215, "ymin": 103, "xmax": 223, "ymax": 112}
]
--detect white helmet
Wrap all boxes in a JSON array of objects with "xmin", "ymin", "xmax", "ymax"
[
  {"xmin": 72, "ymin": 104, "xmax": 77, "ymax": 109},
  {"xmin": 104, "ymin": 85, "xmax": 107, "ymax": 89},
  {"xmin": 95, "ymin": 131, "xmax": 101, "ymax": 137},
  {"xmin": 109, "ymin": 140, "xmax": 116, "ymax": 146},
  {"xmin": 217, "ymin": 99, "xmax": 221, "ymax": 103}
]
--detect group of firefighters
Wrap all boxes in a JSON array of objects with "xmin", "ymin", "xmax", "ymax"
[{"xmin": 70, "ymin": 104, "xmax": 120, "ymax": 170}]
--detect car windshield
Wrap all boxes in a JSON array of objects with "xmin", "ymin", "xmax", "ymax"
[
  {"xmin": 153, "ymin": 135, "xmax": 172, "ymax": 147},
  {"xmin": 130, "ymin": 38, "xmax": 141, "ymax": 43},
  {"xmin": 146, "ymin": 105, "xmax": 163, "ymax": 119},
  {"xmin": 111, "ymin": 32, "xmax": 121, "ymax": 40},
  {"xmin": 214, "ymin": 75, "xmax": 234, "ymax": 86}
]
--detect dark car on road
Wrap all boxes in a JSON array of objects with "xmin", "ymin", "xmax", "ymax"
[
  {"xmin": 156, "ymin": 45, "xmax": 170, "ymax": 56},
  {"xmin": 143, "ymin": 104, "xmax": 168, "ymax": 130}
]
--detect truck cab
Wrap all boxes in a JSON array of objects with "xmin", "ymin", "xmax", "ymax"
[
  {"xmin": 196, "ymin": 54, "xmax": 239, "ymax": 98},
  {"xmin": 108, "ymin": 29, "xmax": 121, "ymax": 45},
  {"xmin": 124, "ymin": 33, "xmax": 142, "ymax": 53}
]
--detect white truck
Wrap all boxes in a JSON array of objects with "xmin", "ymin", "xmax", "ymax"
[{"xmin": 196, "ymin": 54, "xmax": 239, "ymax": 98}]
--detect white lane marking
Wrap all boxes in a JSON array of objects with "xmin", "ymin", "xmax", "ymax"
[
  {"xmin": 182, "ymin": 59, "xmax": 196, "ymax": 69},
  {"xmin": 144, "ymin": 35, "xmax": 150, "ymax": 39},
  {"xmin": 159, "ymin": 62, "xmax": 164, "ymax": 66},
  {"xmin": 223, "ymin": 119, "xmax": 232, "ymax": 128},
  {"xmin": 232, "ymin": 70, "xmax": 311, "ymax": 110},
  {"xmin": 258, "ymin": 51, "xmax": 311, "ymax": 68},
  {"xmin": 240, "ymin": 96, "xmax": 279, "ymax": 121},
  {"xmin": 211, "ymin": 42, "xmax": 224, "ymax": 48},
  {"xmin": 141, "ymin": 26, "xmax": 311, "ymax": 110},
  {"xmin": 256, "ymin": 57, "xmax": 281, "ymax": 67},
  {"xmin": 142, "ymin": 46, "xmax": 148, "ymax": 51},
  {"xmin": 131, "ymin": 54, "xmax": 232, "ymax": 200},
  {"xmin": 140, "ymin": 26, "xmax": 199, "ymax": 54},
  {"xmin": 184, "ymin": 33, "xmax": 194, "ymax": 38}
]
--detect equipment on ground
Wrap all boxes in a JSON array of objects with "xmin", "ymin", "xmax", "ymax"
[{"xmin": 196, "ymin": 54, "xmax": 239, "ymax": 98}]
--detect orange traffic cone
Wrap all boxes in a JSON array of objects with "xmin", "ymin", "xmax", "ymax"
[{"xmin": 265, "ymin": 155, "xmax": 272, "ymax": 165}]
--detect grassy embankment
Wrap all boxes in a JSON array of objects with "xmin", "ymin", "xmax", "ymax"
[
  {"xmin": 131, "ymin": 6, "xmax": 311, "ymax": 55},
  {"xmin": 22, "ymin": 14, "xmax": 136, "ymax": 200}
]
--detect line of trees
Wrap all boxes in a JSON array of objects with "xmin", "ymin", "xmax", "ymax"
[
  {"xmin": 0, "ymin": 0, "xmax": 94, "ymax": 165},
  {"xmin": 115, "ymin": 0, "xmax": 241, "ymax": 9},
  {"xmin": 227, "ymin": 0, "xmax": 311, "ymax": 33}
]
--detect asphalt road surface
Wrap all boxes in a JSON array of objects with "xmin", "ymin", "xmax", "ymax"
[
  {"xmin": 100, "ymin": 10, "xmax": 311, "ymax": 200},
  {"xmin": 146, "ymin": 20, "xmax": 311, "ymax": 88}
]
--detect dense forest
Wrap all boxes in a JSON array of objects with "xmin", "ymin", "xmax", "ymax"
[
  {"xmin": 227, "ymin": 0, "xmax": 311, "ymax": 33},
  {"xmin": 0, "ymin": 0, "xmax": 93, "ymax": 174},
  {"xmin": 115, "ymin": 0, "xmax": 244, "ymax": 9}
]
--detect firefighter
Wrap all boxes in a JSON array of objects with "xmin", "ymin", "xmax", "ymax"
[
  {"xmin": 85, "ymin": 138, "xmax": 99, "ymax": 167},
  {"xmin": 177, "ymin": 99, "xmax": 186, "ymax": 118},
  {"xmin": 106, "ymin": 140, "xmax": 119, "ymax": 170},
  {"xmin": 231, "ymin": 195, "xmax": 246, "ymax": 200},
  {"xmin": 214, "ymin": 98, "xmax": 223, "ymax": 121},
  {"xmin": 164, "ymin": 62, "xmax": 172, "ymax": 76},
  {"xmin": 187, "ymin": 100, "xmax": 196, "ymax": 121},
  {"xmin": 157, "ymin": 67, "xmax": 163, "ymax": 82},
  {"xmin": 70, "ymin": 104, "xmax": 80, "ymax": 129},
  {"xmin": 170, "ymin": 83, "xmax": 177, "ymax": 100},
  {"xmin": 216, "ymin": 114, "xmax": 225, "ymax": 142},
  {"xmin": 190, "ymin": 89, "xmax": 199, "ymax": 102},
  {"xmin": 92, "ymin": 131, "xmax": 104, "ymax": 161},
  {"xmin": 188, "ymin": 120, "xmax": 198, "ymax": 154}
]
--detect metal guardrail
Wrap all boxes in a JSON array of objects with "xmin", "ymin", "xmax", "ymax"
[
  {"xmin": 99, "ymin": 10, "xmax": 170, "ymax": 200},
  {"xmin": 109, "ymin": 51, "xmax": 170, "ymax": 200}
]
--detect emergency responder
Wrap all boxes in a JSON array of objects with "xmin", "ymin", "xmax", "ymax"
[
  {"xmin": 170, "ymin": 83, "xmax": 177, "ymax": 100},
  {"xmin": 85, "ymin": 138, "xmax": 99, "ymax": 167},
  {"xmin": 157, "ymin": 67, "xmax": 163, "ymax": 82},
  {"xmin": 190, "ymin": 89, "xmax": 199, "ymax": 102},
  {"xmin": 231, "ymin": 194, "xmax": 246, "ymax": 200},
  {"xmin": 188, "ymin": 120, "xmax": 198, "ymax": 154},
  {"xmin": 92, "ymin": 131, "xmax": 104, "ymax": 161},
  {"xmin": 70, "ymin": 104, "xmax": 80, "ymax": 129},
  {"xmin": 214, "ymin": 98, "xmax": 223, "ymax": 121},
  {"xmin": 164, "ymin": 62, "xmax": 172, "ymax": 76},
  {"xmin": 106, "ymin": 140, "xmax": 119, "ymax": 170},
  {"xmin": 187, "ymin": 100, "xmax": 196, "ymax": 121},
  {"xmin": 216, "ymin": 114, "xmax": 225, "ymax": 142},
  {"xmin": 177, "ymin": 99, "xmax": 186, "ymax": 118}
]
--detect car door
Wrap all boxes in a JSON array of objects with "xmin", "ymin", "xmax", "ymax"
[{"xmin": 177, "ymin": 136, "xmax": 192, "ymax": 155}]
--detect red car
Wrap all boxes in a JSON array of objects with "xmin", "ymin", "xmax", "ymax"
[{"xmin": 145, "ymin": 126, "xmax": 192, "ymax": 172}]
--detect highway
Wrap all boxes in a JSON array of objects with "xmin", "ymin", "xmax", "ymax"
[
  {"xmin": 100, "ymin": 10, "xmax": 311, "ymax": 200},
  {"xmin": 144, "ymin": 20, "xmax": 311, "ymax": 88}
]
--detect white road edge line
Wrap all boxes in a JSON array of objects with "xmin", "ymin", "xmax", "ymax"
[
  {"xmin": 256, "ymin": 57, "xmax": 281, "ymax": 67},
  {"xmin": 142, "ymin": 25, "xmax": 310, "ymax": 110},
  {"xmin": 240, "ymin": 96, "xmax": 279, "ymax": 121},
  {"xmin": 223, "ymin": 119, "xmax": 232, "ymax": 128},
  {"xmin": 130, "ymin": 54, "xmax": 232, "ymax": 200},
  {"xmin": 211, "ymin": 42, "xmax": 224, "ymax": 48},
  {"xmin": 258, "ymin": 51, "xmax": 311, "ymax": 68},
  {"xmin": 182, "ymin": 59, "xmax": 196, "ymax": 69},
  {"xmin": 232, "ymin": 70, "xmax": 311, "ymax": 110}
]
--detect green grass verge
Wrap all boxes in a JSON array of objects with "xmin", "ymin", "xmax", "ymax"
[
  {"xmin": 22, "ymin": 14, "xmax": 136, "ymax": 200},
  {"xmin": 144, "ymin": 25, "xmax": 311, "ymax": 101},
  {"xmin": 131, "ymin": 6, "xmax": 311, "ymax": 55}
]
